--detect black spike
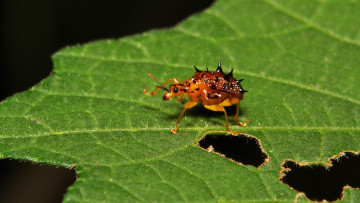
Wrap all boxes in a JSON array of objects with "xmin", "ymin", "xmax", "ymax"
[
  {"xmin": 228, "ymin": 68, "xmax": 233, "ymax": 77},
  {"xmin": 224, "ymin": 69, "xmax": 233, "ymax": 81},
  {"xmin": 236, "ymin": 79, "xmax": 244, "ymax": 84},
  {"xmin": 194, "ymin": 66, "xmax": 201, "ymax": 72},
  {"xmin": 205, "ymin": 67, "xmax": 209, "ymax": 72},
  {"xmin": 216, "ymin": 60, "xmax": 223, "ymax": 72},
  {"xmin": 240, "ymin": 89, "xmax": 248, "ymax": 93}
]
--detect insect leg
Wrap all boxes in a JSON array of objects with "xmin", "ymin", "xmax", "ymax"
[
  {"xmin": 144, "ymin": 77, "xmax": 182, "ymax": 96},
  {"xmin": 176, "ymin": 95, "xmax": 184, "ymax": 102},
  {"xmin": 233, "ymin": 102, "xmax": 250, "ymax": 126},
  {"xmin": 204, "ymin": 105, "xmax": 239, "ymax": 136},
  {"xmin": 171, "ymin": 101, "xmax": 197, "ymax": 134},
  {"xmin": 144, "ymin": 85, "xmax": 165, "ymax": 96}
]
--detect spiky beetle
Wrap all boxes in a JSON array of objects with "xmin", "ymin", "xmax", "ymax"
[{"xmin": 144, "ymin": 61, "xmax": 249, "ymax": 135}]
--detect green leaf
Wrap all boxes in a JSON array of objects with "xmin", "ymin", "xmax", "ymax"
[{"xmin": 1, "ymin": 0, "xmax": 360, "ymax": 202}]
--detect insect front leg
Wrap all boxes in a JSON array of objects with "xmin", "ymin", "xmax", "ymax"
[
  {"xmin": 171, "ymin": 101, "xmax": 197, "ymax": 134},
  {"xmin": 176, "ymin": 95, "xmax": 184, "ymax": 102},
  {"xmin": 144, "ymin": 85, "xmax": 165, "ymax": 96},
  {"xmin": 144, "ymin": 77, "xmax": 182, "ymax": 96}
]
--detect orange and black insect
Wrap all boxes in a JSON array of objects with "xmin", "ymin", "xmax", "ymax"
[{"xmin": 144, "ymin": 61, "xmax": 249, "ymax": 135}]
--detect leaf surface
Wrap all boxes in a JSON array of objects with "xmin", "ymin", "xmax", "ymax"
[{"xmin": 1, "ymin": 0, "xmax": 360, "ymax": 202}]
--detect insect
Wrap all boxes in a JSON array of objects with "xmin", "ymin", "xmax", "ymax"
[{"xmin": 144, "ymin": 61, "xmax": 249, "ymax": 135}]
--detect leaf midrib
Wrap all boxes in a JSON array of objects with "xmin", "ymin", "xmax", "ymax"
[{"xmin": 2, "ymin": 127, "xmax": 359, "ymax": 139}]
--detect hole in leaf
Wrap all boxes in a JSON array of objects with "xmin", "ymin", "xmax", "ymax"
[
  {"xmin": 198, "ymin": 133, "xmax": 268, "ymax": 168},
  {"xmin": 280, "ymin": 151, "xmax": 360, "ymax": 202},
  {"xmin": 0, "ymin": 158, "xmax": 77, "ymax": 203}
]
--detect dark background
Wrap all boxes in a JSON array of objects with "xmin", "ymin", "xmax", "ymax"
[{"xmin": 0, "ymin": 1, "xmax": 214, "ymax": 202}]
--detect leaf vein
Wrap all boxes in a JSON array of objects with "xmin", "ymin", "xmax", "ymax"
[{"xmin": 264, "ymin": 0, "xmax": 360, "ymax": 47}]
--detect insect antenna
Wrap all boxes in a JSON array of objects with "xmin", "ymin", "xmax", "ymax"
[{"xmin": 147, "ymin": 73, "xmax": 169, "ymax": 91}]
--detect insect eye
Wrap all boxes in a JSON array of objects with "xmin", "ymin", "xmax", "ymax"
[{"xmin": 173, "ymin": 87, "xmax": 178, "ymax": 93}]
